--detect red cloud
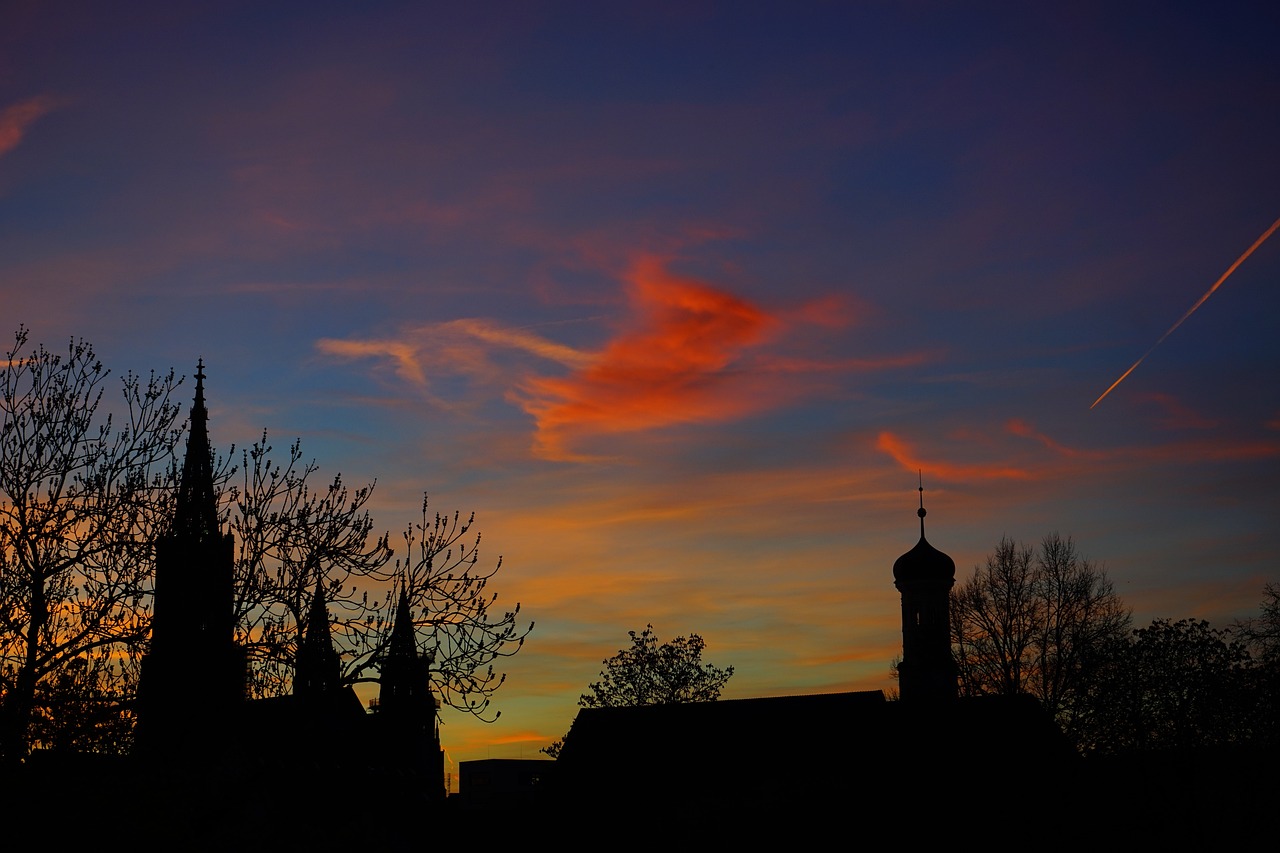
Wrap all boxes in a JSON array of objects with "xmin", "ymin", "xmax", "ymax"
[
  {"xmin": 876, "ymin": 431, "xmax": 1034, "ymax": 481},
  {"xmin": 1005, "ymin": 418, "xmax": 1107, "ymax": 461},
  {"xmin": 0, "ymin": 95, "xmax": 59, "ymax": 158},
  {"xmin": 521, "ymin": 256, "xmax": 783, "ymax": 460}
]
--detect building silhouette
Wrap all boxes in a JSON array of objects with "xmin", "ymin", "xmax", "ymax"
[
  {"xmin": 135, "ymin": 362, "xmax": 246, "ymax": 756},
  {"xmin": 546, "ymin": 488, "xmax": 1074, "ymax": 827},
  {"xmin": 133, "ymin": 362, "xmax": 444, "ymax": 808},
  {"xmin": 892, "ymin": 482, "xmax": 958, "ymax": 701}
]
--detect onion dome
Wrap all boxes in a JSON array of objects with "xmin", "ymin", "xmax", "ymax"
[{"xmin": 892, "ymin": 483, "xmax": 956, "ymax": 582}]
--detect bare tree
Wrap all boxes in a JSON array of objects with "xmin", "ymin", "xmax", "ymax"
[
  {"xmin": 226, "ymin": 433, "xmax": 393, "ymax": 698},
  {"xmin": 0, "ymin": 328, "xmax": 531, "ymax": 755},
  {"xmin": 352, "ymin": 498, "xmax": 533, "ymax": 721},
  {"xmin": 226, "ymin": 438, "xmax": 531, "ymax": 720},
  {"xmin": 1235, "ymin": 582, "xmax": 1280, "ymax": 666},
  {"xmin": 0, "ymin": 327, "xmax": 182, "ymax": 760},
  {"xmin": 951, "ymin": 533, "xmax": 1130, "ymax": 741},
  {"xmin": 952, "ymin": 537, "xmax": 1039, "ymax": 697},
  {"xmin": 1234, "ymin": 583, "xmax": 1280, "ymax": 746}
]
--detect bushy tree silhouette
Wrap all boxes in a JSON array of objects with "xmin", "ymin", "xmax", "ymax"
[
  {"xmin": 1079, "ymin": 618, "xmax": 1258, "ymax": 753},
  {"xmin": 544, "ymin": 625, "xmax": 733, "ymax": 757}
]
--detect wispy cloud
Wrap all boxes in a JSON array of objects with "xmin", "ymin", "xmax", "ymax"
[
  {"xmin": 320, "ymin": 256, "xmax": 931, "ymax": 461},
  {"xmin": 876, "ymin": 431, "xmax": 1035, "ymax": 481},
  {"xmin": 317, "ymin": 317, "xmax": 591, "ymax": 392},
  {"xmin": 0, "ymin": 95, "xmax": 59, "ymax": 158},
  {"xmin": 1005, "ymin": 418, "xmax": 1108, "ymax": 461},
  {"xmin": 317, "ymin": 337, "xmax": 427, "ymax": 386}
]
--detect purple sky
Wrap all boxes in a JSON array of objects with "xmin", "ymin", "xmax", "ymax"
[{"xmin": 4, "ymin": 2, "xmax": 1280, "ymax": 772}]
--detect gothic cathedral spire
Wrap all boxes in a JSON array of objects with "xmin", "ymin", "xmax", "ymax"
[
  {"xmin": 135, "ymin": 361, "xmax": 246, "ymax": 755},
  {"xmin": 171, "ymin": 360, "xmax": 220, "ymax": 543},
  {"xmin": 295, "ymin": 576, "xmax": 344, "ymax": 697},
  {"xmin": 375, "ymin": 588, "xmax": 446, "ymax": 801}
]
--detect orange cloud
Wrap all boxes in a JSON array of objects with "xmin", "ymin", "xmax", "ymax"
[
  {"xmin": 446, "ymin": 318, "xmax": 591, "ymax": 369},
  {"xmin": 875, "ymin": 431, "xmax": 1033, "ymax": 481},
  {"xmin": 320, "ymin": 257, "xmax": 921, "ymax": 461},
  {"xmin": 1005, "ymin": 418, "xmax": 1107, "ymax": 461},
  {"xmin": 520, "ymin": 256, "xmax": 864, "ymax": 460},
  {"xmin": 316, "ymin": 337, "xmax": 426, "ymax": 386},
  {"xmin": 0, "ymin": 95, "xmax": 59, "ymax": 158},
  {"xmin": 317, "ymin": 318, "xmax": 592, "ymax": 404}
]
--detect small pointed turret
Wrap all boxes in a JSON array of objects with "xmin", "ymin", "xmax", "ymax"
[
  {"xmin": 379, "ymin": 590, "xmax": 433, "ymax": 715},
  {"xmin": 374, "ymin": 586, "xmax": 446, "ymax": 802},
  {"xmin": 295, "ymin": 575, "xmax": 344, "ymax": 697}
]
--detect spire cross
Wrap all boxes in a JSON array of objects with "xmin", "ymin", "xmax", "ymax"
[{"xmin": 194, "ymin": 358, "xmax": 206, "ymax": 407}]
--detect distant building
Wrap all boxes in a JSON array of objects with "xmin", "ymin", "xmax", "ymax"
[
  {"xmin": 548, "ymin": 487, "xmax": 1074, "ymax": 826},
  {"xmin": 457, "ymin": 758, "xmax": 554, "ymax": 809}
]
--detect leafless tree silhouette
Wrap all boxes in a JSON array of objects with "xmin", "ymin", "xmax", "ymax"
[{"xmin": 0, "ymin": 327, "xmax": 183, "ymax": 760}]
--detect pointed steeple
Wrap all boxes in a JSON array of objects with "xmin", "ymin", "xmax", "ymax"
[
  {"xmin": 172, "ymin": 359, "xmax": 220, "ymax": 542},
  {"xmin": 388, "ymin": 590, "xmax": 417, "ymax": 659},
  {"xmin": 378, "ymin": 589, "xmax": 434, "ymax": 716},
  {"xmin": 374, "ymin": 586, "xmax": 445, "ymax": 802},
  {"xmin": 135, "ymin": 360, "xmax": 246, "ymax": 756},
  {"xmin": 296, "ymin": 574, "xmax": 343, "ymax": 697}
]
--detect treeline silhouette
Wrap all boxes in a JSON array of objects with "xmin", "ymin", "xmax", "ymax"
[{"xmin": 949, "ymin": 534, "xmax": 1280, "ymax": 754}]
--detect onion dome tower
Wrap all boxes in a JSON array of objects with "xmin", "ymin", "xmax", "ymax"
[{"xmin": 892, "ymin": 479, "xmax": 957, "ymax": 702}]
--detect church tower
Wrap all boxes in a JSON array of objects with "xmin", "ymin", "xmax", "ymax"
[
  {"xmin": 375, "ymin": 590, "xmax": 446, "ymax": 801},
  {"xmin": 295, "ymin": 578, "xmax": 343, "ymax": 698},
  {"xmin": 136, "ymin": 361, "xmax": 246, "ymax": 754},
  {"xmin": 892, "ymin": 481, "xmax": 957, "ymax": 702}
]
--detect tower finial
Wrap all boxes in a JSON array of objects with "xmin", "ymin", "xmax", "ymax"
[
  {"xmin": 917, "ymin": 470, "xmax": 927, "ymax": 538},
  {"xmin": 172, "ymin": 360, "xmax": 219, "ymax": 541},
  {"xmin": 195, "ymin": 358, "xmax": 206, "ymax": 408}
]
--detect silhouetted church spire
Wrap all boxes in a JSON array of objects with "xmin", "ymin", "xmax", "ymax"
[
  {"xmin": 172, "ymin": 360, "xmax": 221, "ymax": 543},
  {"xmin": 374, "ymin": 587, "xmax": 446, "ymax": 801},
  {"xmin": 296, "ymin": 576, "xmax": 344, "ymax": 697},
  {"xmin": 136, "ymin": 362, "xmax": 246, "ymax": 754},
  {"xmin": 379, "ymin": 590, "xmax": 434, "ymax": 715},
  {"xmin": 134, "ymin": 362, "xmax": 445, "ymax": 805},
  {"xmin": 893, "ymin": 478, "xmax": 957, "ymax": 701}
]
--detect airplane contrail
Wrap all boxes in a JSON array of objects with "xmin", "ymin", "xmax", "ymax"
[{"xmin": 1090, "ymin": 215, "xmax": 1280, "ymax": 410}]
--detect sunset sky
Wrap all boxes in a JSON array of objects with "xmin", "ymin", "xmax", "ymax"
[{"xmin": 4, "ymin": 2, "xmax": 1280, "ymax": 775}]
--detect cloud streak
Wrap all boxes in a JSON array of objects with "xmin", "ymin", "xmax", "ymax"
[
  {"xmin": 0, "ymin": 95, "xmax": 59, "ymax": 158},
  {"xmin": 320, "ymin": 256, "xmax": 923, "ymax": 462},
  {"xmin": 876, "ymin": 431, "xmax": 1034, "ymax": 481}
]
